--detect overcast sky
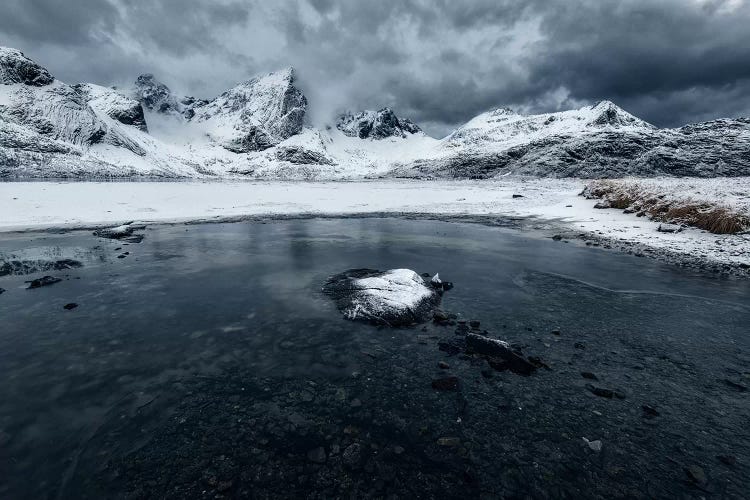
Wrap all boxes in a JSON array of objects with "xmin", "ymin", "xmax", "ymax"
[{"xmin": 2, "ymin": 0, "xmax": 749, "ymax": 137}]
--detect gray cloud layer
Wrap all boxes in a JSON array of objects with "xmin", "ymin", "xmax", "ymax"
[{"xmin": 2, "ymin": 0, "xmax": 749, "ymax": 136}]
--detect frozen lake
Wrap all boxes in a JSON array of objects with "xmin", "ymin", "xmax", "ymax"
[{"xmin": 0, "ymin": 218, "xmax": 748, "ymax": 498}]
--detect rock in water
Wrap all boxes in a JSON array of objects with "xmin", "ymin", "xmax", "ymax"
[
  {"xmin": 465, "ymin": 333, "xmax": 537, "ymax": 376},
  {"xmin": 322, "ymin": 268, "xmax": 442, "ymax": 326},
  {"xmin": 26, "ymin": 276, "xmax": 62, "ymax": 289}
]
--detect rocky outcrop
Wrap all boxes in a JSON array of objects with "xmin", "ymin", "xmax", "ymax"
[
  {"xmin": 0, "ymin": 47, "xmax": 54, "ymax": 86},
  {"xmin": 399, "ymin": 103, "xmax": 750, "ymax": 179},
  {"xmin": 194, "ymin": 68, "xmax": 307, "ymax": 152},
  {"xmin": 78, "ymin": 83, "xmax": 148, "ymax": 132},
  {"xmin": 322, "ymin": 268, "xmax": 442, "ymax": 326},
  {"xmin": 337, "ymin": 107, "xmax": 421, "ymax": 139},
  {"xmin": 133, "ymin": 74, "xmax": 207, "ymax": 120}
]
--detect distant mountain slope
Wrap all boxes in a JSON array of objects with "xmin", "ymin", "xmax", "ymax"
[{"xmin": 1, "ymin": 47, "xmax": 748, "ymax": 179}]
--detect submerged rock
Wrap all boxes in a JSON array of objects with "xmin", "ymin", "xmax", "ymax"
[
  {"xmin": 465, "ymin": 333, "xmax": 537, "ymax": 376},
  {"xmin": 0, "ymin": 287, "xmax": 5, "ymax": 295},
  {"xmin": 322, "ymin": 268, "xmax": 442, "ymax": 326},
  {"xmin": 26, "ymin": 276, "xmax": 62, "ymax": 289}
]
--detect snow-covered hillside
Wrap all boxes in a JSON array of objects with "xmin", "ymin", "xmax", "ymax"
[{"xmin": 1, "ymin": 46, "xmax": 749, "ymax": 179}]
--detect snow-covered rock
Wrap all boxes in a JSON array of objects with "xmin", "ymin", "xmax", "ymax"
[
  {"xmin": 78, "ymin": 83, "xmax": 148, "ymax": 131},
  {"xmin": 337, "ymin": 107, "xmax": 421, "ymax": 139},
  {"xmin": 193, "ymin": 68, "xmax": 306, "ymax": 152},
  {"xmin": 322, "ymin": 268, "xmax": 442, "ymax": 326},
  {"xmin": 0, "ymin": 47, "xmax": 54, "ymax": 86}
]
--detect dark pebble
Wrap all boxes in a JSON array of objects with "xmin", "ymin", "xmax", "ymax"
[
  {"xmin": 717, "ymin": 455, "xmax": 737, "ymax": 467},
  {"xmin": 63, "ymin": 303, "xmax": 78, "ymax": 310},
  {"xmin": 586, "ymin": 384, "xmax": 625, "ymax": 399},
  {"xmin": 581, "ymin": 372, "xmax": 598, "ymax": 380},
  {"xmin": 641, "ymin": 404, "xmax": 659, "ymax": 418}
]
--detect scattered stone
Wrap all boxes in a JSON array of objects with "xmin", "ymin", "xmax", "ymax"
[
  {"xmin": 26, "ymin": 276, "xmax": 62, "ymax": 289},
  {"xmin": 684, "ymin": 465, "xmax": 707, "ymax": 486},
  {"xmin": 552, "ymin": 234, "xmax": 563, "ymax": 241},
  {"xmin": 342, "ymin": 443, "xmax": 363, "ymax": 469},
  {"xmin": 322, "ymin": 268, "xmax": 442, "ymax": 326},
  {"xmin": 586, "ymin": 384, "xmax": 625, "ymax": 399},
  {"xmin": 0, "ymin": 288, "xmax": 4, "ymax": 295},
  {"xmin": 594, "ymin": 200, "xmax": 611, "ymax": 209},
  {"xmin": 306, "ymin": 446, "xmax": 326, "ymax": 464},
  {"xmin": 512, "ymin": 194, "xmax": 524, "ymax": 199},
  {"xmin": 465, "ymin": 333, "xmax": 537, "ymax": 376},
  {"xmin": 641, "ymin": 404, "xmax": 659, "ymax": 418},
  {"xmin": 437, "ymin": 437, "xmax": 461, "ymax": 447},
  {"xmin": 442, "ymin": 281, "xmax": 454, "ymax": 291},
  {"xmin": 430, "ymin": 273, "xmax": 442, "ymax": 287},
  {"xmin": 657, "ymin": 223, "xmax": 683, "ymax": 234},
  {"xmin": 469, "ymin": 320, "xmax": 480, "ymax": 329},
  {"xmin": 717, "ymin": 455, "xmax": 737, "ymax": 467},
  {"xmin": 63, "ymin": 303, "xmax": 78, "ymax": 310},
  {"xmin": 433, "ymin": 310, "xmax": 450, "ymax": 323},
  {"xmin": 574, "ymin": 342, "xmax": 586, "ymax": 350},
  {"xmin": 438, "ymin": 338, "xmax": 465, "ymax": 355},
  {"xmin": 581, "ymin": 372, "xmax": 598, "ymax": 380},
  {"xmin": 431, "ymin": 376, "xmax": 459, "ymax": 391},
  {"xmin": 438, "ymin": 361, "xmax": 450, "ymax": 370},
  {"xmin": 551, "ymin": 328, "xmax": 561, "ymax": 335},
  {"xmin": 582, "ymin": 437, "xmax": 602, "ymax": 452},
  {"xmin": 393, "ymin": 445, "xmax": 405, "ymax": 455}
]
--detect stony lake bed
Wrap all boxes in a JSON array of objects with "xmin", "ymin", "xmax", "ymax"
[{"xmin": 0, "ymin": 218, "xmax": 749, "ymax": 499}]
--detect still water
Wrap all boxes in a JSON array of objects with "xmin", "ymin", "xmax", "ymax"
[{"xmin": 1, "ymin": 218, "xmax": 748, "ymax": 499}]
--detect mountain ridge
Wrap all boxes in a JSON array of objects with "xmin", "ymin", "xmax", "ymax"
[{"xmin": 1, "ymin": 47, "xmax": 748, "ymax": 179}]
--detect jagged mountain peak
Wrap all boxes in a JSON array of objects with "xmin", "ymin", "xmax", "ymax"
[
  {"xmin": 337, "ymin": 107, "xmax": 422, "ymax": 139},
  {"xmin": 587, "ymin": 100, "xmax": 653, "ymax": 128},
  {"xmin": 133, "ymin": 73, "xmax": 176, "ymax": 112},
  {"xmin": 0, "ymin": 46, "xmax": 55, "ymax": 86},
  {"xmin": 191, "ymin": 67, "xmax": 307, "ymax": 152}
]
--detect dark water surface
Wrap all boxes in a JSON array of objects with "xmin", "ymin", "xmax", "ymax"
[{"xmin": 0, "ymin": 218, "xmax": 748, "ymax": 499}]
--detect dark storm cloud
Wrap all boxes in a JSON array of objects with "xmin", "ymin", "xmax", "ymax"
[{"xmin": 1, "ymin": 0, "xmax": 749, "ymax": 135}]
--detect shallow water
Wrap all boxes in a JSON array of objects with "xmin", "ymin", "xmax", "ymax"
[{"xmin": 0, "ymin": 218, "xmax": 748, "ymax": 499}]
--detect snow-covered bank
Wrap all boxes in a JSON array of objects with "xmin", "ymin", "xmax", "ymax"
[{"xmin": 1, "ymin": 179, "xmax": 748, "ymax": 274}]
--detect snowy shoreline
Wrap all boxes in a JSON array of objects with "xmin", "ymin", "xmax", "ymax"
[{"xmin": 1, "ymin": 178, "xmax": 748, "ymax": 276}]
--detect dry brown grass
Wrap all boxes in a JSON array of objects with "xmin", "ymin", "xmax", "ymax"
[{"xmin": 584, "ymin": 180, "xmax": 750, "ymax": 234}]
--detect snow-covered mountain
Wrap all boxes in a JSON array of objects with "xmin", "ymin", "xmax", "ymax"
[{"xmin": 1, "ymin": 46, "xmax": 748, "ymax": 179}]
